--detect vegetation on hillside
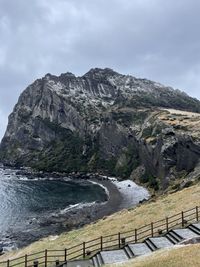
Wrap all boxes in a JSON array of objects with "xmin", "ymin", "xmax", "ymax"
[
  {"xmin": 1, "ymin": 182, "xmax": 200, "ymax": 262},
  {"xmin": 108, "ymin": 244, "xmax": 200, "ymax": 267}
]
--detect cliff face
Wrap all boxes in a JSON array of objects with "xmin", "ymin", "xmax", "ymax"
[{"xmin": 1, "ymin": 68, "xmax": 200, "ymax": 190}]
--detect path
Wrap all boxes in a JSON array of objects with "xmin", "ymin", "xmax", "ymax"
[{"xmin": 63, "ymin": 223, "xmax": 200, "ymax": 267}]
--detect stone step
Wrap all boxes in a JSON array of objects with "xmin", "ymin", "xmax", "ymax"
[
  {"xmin": 127, "ymin": 243, "xmax": 152, "ymax": 256},
  {"xmin": 189, "ymin": 223, "xmax": 200, "ymax": 234},
  {"xmin": 145, "ymin": 239, "xmax": 157, "ymax": 251},
  {"xmin": 167, "ymin": 230, "xmax": 183, "ymax": 242},
  {"xmin": 165, "ymin": 233, "xmax": 179, "ymax": 244},
  {"xmin": 123, "ymin": 246, "xmax": 134, "ymax": 258},
  {"xmin": 64, "ymin": 260, "xmax": 93, "ymax": 267},
  {"xmin": 172, "ymin": 228, "xmax": 200, "ymax": 240},
  {"xmin": 92, "ymin": 256, "xmax": 99, "ymax": 267},
  {"xmin": 99, "ymin": 250, "xmax": 129, "ymax": 264},
  {"xmin": 148, "ymin": 237, "xmax": 174, "ymax": 249},
  {"xmin": 188, "ymin": 225, "xmax": 200, "ymax": 235},
  {"xmin": 97, "ymin": 253, "xmax": 104, "ymax": 266}
]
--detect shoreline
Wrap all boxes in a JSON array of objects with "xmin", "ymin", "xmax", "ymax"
[
  {"xmin": 88, "ymin": 177, "xmax": 150, "ymax": 217},
  {"xmin": 0, "ymin": 167, "xmax": 150, "ymax": 253},
  {"xmin": 110, "ymin": 178, "xmax": 150, "ymax": 209},
  {"xmin": 88, "ymin": 179, "xmax": 123, "ymax": 219}
]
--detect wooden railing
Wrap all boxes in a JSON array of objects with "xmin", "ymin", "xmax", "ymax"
[{"xmin": 0, "ymin": 206, "xmax": 199, "ymax": 267}]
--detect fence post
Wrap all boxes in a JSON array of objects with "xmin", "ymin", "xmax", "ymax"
[
  {"xmin": 118, "ymin": 233, "xmax": 121, "ymax": 248},
  {"xmin": 196, "ymin": 206, "xmax": 199, "ymax": 222},
  {"xmin": 135, "ymin": 229, "xmax": 137, "ymax": 243},
  {"xmin": 100, "ymin": 236, "xmax": 103, "ymax": 251},
  {"xmin": 166, "ymin": 217, "xmax": 169, "ymax": 232},
  {"xmin": 83, "ymin": 242, "xmax": 86, "ymax": 258},
  {"xmin": 7, "ymin": 260, "xmax": 9, "ymax": 267},
  {"xmin": 121, "ymin": 238, "xmax": 126, "ymax": 247},
  {"xmin": 44, "ymin": 249, "xmax": 47, "ymax": 267},
  {"xmin": 64, "ymin": 248, "xmax": 67, "ymax": 262},
  {"xmin": 181, "ymin": 211, "xmax": 184, "ymax": 227},
  {"xmin": 151, "ymin": 222, "xmax": 154, "ymax": 237},
  {"xmin": 25, "ymin": 254, "xmax": 27, "ymax": 267}
]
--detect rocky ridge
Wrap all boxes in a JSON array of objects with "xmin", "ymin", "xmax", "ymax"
[{"xmin": 1, "ymin": 68, "xmax": 200, "ymax": 190}]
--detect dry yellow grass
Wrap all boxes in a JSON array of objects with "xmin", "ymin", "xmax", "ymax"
[
  {"xmin": 1, "ymin": 182, "xmax": 200, "ymax": 263},
  {"xmin": 108, "ymin": 244, "xmax": 200, "ymax": 267},
  {"xmin": 157, "ymin": 108, "xmax": 200, "ymax": 139},
  {"xmin": 162, "ymin": 108, "xmax": 200, "ymax": 117}
]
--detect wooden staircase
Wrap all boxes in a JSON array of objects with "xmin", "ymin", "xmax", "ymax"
[
  {"xmin": 2, "ymin": 207, "xmax": 200, "ymax": 267},
  {"xmin": 63, "ymin": 223, "xmax": 200, "ymax": 267}
]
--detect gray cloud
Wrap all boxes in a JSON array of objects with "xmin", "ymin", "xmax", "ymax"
[{"xmin": 0, "ymin": 0, "xmax": 200, "ymax": 139}]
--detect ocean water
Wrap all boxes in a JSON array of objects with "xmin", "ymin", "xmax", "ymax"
[{"xmin": 0, "ymin": 168, "xmax": 107, "ymax": 250}]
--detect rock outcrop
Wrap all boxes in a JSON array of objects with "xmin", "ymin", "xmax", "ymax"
[{"xmin": 1, "ymin": 68, "xmax": 200, "ymax": 190}]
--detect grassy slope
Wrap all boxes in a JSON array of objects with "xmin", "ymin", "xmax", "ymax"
[
  {"xmin": 1, "ymin": 182, "xmax": 200, "ymax": 262},
  {"xmin": 158, "ymin": 108, "xmax": 200, "ymax": 139},
  {"xmin": 108, "ymin": 244, "xmax": 200, "ymax": 267}
]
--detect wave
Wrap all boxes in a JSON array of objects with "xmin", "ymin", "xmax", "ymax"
[
  {"xmin": 14, "ymin": 176, "xmax": 71, "ymax": 182},
  {"xmin": 58, "ymin": 201, "xmax": 97, "ymax": 215},
  {"xmin": 88, "ymin": 180, "xmax": 110, "ymax": 200}
]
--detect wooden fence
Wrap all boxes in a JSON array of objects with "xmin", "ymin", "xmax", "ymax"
[{"xmin": 0, "ymin": 206, "xmax": 199, "ymax": 267}]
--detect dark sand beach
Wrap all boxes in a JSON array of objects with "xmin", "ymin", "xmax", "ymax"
[{"xmin": 0, "ymin": 169, "xmax": 149, "ymax": 251}]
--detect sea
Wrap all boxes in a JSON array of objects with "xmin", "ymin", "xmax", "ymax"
[{"xmin": 0, "ymin": 167, "xmax": 107, "ymax": 251}]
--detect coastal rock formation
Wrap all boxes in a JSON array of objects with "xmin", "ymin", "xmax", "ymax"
[{"xmin": 1, "ymin": 68, "xmax": 200, "ymax": 190}]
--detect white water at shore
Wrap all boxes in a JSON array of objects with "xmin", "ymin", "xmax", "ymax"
[
  {"xmin": 0, "ymin": 167, "xmax": 150, "ymax": 252},
  {"xmin": 89, "ymin": 180, "xmax": 110, "ymax": 199},
  {"xmin": 0, "ymin": 168, "xmax": 107, "ymax": 251},
  {"xmin": 91, "ymin": 175, "xmax": 150, "ymax": 209},
  {"xmin": 109, "ymin": 178, "xmax": 150, "ymax": 208}
]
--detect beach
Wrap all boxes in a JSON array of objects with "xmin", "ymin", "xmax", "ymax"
[
  {"xmin": 109, "ymin": 178, "xmax": 150, "ymax": 209},
  {"xmin": 89, "ymin": 177, "xmax": 150, "ymax": 218},
  {"xmin": 0, "ymin": 168, "xmax": 150, "ymax": 251}
]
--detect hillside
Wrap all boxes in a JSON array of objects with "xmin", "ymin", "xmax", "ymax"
[
  {"xmin": 1, "ymin": 181, "xmax": 200, "ymax": 262},
  {"xmin": 1, "ymin": 68, "xmax": 200, "ymax": 190},
  {"xmin": 108, "ymin": 244, "xmax": 200, "ymax": 267}
]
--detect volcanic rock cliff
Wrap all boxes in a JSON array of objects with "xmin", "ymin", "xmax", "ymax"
[{"xmin": 1, "ymin": 68, "xmax": 200, "ymax": 190}]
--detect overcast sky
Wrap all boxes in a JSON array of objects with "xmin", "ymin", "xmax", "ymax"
[{"xmin": 1, "ymin": 0, "xmax": 200, "ymax": 139}]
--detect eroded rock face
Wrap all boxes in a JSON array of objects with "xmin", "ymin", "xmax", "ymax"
[{"xmin": 1, "ymin": 68, "xmax": 200, "ymax": 190}]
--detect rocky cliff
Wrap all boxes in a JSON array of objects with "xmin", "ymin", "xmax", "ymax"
[{"xmin": 1, "ymin": 68, "xmax": 200, "ymax": 190}]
